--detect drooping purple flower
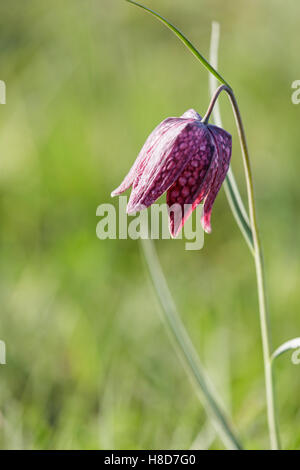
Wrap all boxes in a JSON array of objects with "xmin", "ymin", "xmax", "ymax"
[{"xmin": 111, "ymin": 109, "xmax": 232, "ymax": 236}]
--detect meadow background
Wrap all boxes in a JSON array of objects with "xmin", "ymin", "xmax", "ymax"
[{"xmin": 0, "ymin": 0, "xmax": 299, "ymax": 450}]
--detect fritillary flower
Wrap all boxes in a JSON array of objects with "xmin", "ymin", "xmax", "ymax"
[{"xmin": 111, "ymin": 109, "xmax": 231, "ymax": 236}]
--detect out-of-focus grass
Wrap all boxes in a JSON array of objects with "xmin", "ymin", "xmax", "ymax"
[{"xmin": 0, "ymin": 0, "xmax": 300, "ymax": 449}]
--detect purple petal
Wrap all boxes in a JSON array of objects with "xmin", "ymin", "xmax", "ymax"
[
  {"xmin": 201, "ymin": 125, "xmax": 232, "ymax": 233},
  {"xmin": 111, "ymin": 117, "xmax": 179, "ymax": 197},
  {"xmin": 166, "ymin": 130, "xmax": 218, "ymax": 237},
  {"xmin": 127, "ymin": 120, "xmax": 208, "ymax": 214}
]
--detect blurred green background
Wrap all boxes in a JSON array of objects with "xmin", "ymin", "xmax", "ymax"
[{"xmin": 0, "ymin": 0, "xmax": 300, "ymax": 450}]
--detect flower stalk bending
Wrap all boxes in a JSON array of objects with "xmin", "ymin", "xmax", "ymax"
[{"xmin": 204, "ymin": 84, "xmax": 281, "ymax": 450}]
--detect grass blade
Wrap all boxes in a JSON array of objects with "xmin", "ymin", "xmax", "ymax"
[
  {"xmin": 208, "ymin": 21, "xmax": 254, "ymax": 253},
  {"xmin": 126, "ymin": 0, "xmax": 231, "ymax": 88}
]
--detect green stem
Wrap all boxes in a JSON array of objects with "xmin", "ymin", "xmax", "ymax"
[
  {"xmin": 223, "ymin": 169, "xmax": 253, "ymax": 254},
  {"xmin": 126, "ymin": 0, "xmax": 281, "ymax": 449},
  {"xmin": 205, "ymin": 85, "xmax": 281, "ymax": 449},
  {"xmin": 207, "ymin": 24, "xmax": 280, "ymax": 447},
  {"xmin": 208, "ymin": 22, "xmax": 253, "ymax": 251},
  {"xmin": 140, "ymin": 237, "xmax": 243, "ymax": 450}
]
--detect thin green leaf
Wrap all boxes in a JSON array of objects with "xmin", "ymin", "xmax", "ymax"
[
  {"xmin": 140, "ymin": 237, "xmax": 243, "ymax": 450},
  {"xmin": 272, "ymin": 337, "xmax": 300, "ymax": 361},
  {"xmin": 126, "ymin": 0, "xmax": 231, "ymax": 88}
]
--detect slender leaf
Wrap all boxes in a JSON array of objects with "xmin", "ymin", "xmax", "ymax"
[
  {"xmin": 127, "ymin": 2, "xmax": 254, "ymax": 252},
  {"xmin": 126, "ymin": 0, "xmax": 231, "ymax": 88}
]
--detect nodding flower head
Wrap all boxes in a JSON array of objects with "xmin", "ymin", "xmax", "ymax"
[{"xmin": 111, "ymin": 109, "xmax": 232, "ymax": 236}]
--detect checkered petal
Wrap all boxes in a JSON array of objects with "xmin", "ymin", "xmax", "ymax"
[
  {"xmin": 126, "ymin": 119, "xmax": 209, "ymax": 214},
  {"xmin": 201, "ymin": 125, "xmax": 232, "ymax": 233}
]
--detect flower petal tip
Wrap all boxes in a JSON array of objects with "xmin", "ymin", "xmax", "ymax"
[
  {"xmin": 126, "ymin": 205, "xmax": 136, "ymax": 215},
  {"xmin": 126, "ymin": 202, "xmax": 146, "ymax": 215},
  {"xmin": 111, "ymin": 186, "xmax": 125, "ymax": 197},
  {"xmin": 169, "ymin": 225, "xmax": 181, "ymax": 239},
  {"xmin": 201, "ymin": 215, "xmax": 212, "ymax": 234}
]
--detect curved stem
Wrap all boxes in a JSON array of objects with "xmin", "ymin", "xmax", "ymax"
[
  {"xmin": 205, "ymin": 85, "xmax": 281, "ymax": 449},
  {"xmin": 202, "ymin": 85, "xmax": 227, "ymax": 124}
]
